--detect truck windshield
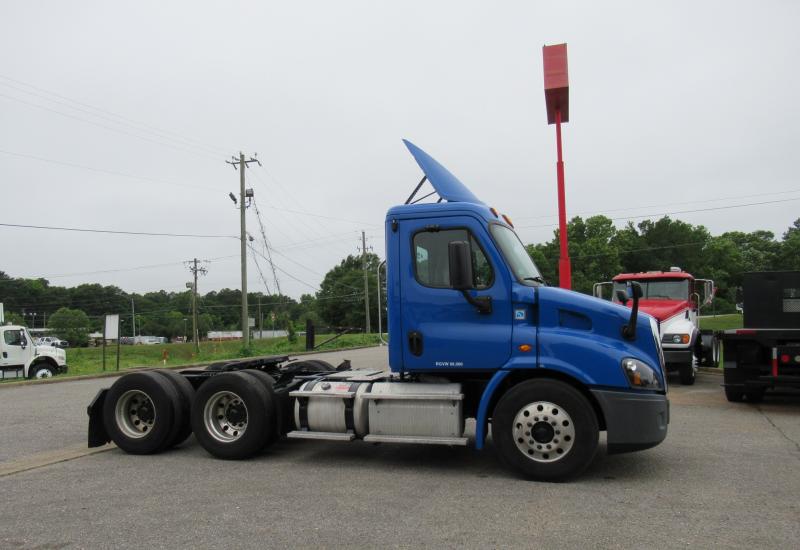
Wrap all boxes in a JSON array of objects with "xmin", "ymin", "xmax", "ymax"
[
  {"xmin": 613, "ymin": 279, "xmax": 689, "ymax": 301},
  {"xmin": 490, "ymin": 224, "xmax": 543, "ymax": 285}
]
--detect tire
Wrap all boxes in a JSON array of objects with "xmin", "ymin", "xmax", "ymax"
[
  {"xmin": 724, "ymin": 386, "xmax": 745, "ymax": 402},
  {"xmin": 492, "ymin": 379, "xmax": 599, "ymax": 482},
  {"xmin": 305, "ymin": 359, "xmax": 335, "ymax": 371},
  {"xmin": 191, "ymin": 372, "xmax": 275, "ymax": 459},
  {"xmin": 282, "ymin": 359, "xmax": 335, "ymax": 375},
  {"xmin": 745, "ymin": 388, "xmax": 765, "ymax": 403},
  {"xmin": 238, "ymin": 370, "xmax": 285, "ymax": 443},
  {"xmin": 28, "ymin": 363, "xmax": 55, "ymax": 379},
  {"xmin": 678, "ymin": 363, "xmax": 696, "ymax": 385},
  {"xmin": 153, "ymin": 370, "xmax": 195, "ymax": 448},
  {"xmin": 102, "ymin": 371, "xmax": 178, "ymax": 454},
  {"xmin": 701, "ymin": 337, "xmax": 720, "ymax": 367}
]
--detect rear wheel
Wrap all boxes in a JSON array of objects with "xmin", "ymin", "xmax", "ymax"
[
  {"xmin": 153, "ymin": 370, "xmax": 195, "ymax": 448},
  {"xmin": 492, "ymin": 379, "xmax": 599, "ymax": 481},
  {"xmin": 678, "ymin": 362, "xmax": 696, "ymax": 385},
  {"xmin": 745, "ymin": 388, "xmax": 765, "ymax": 403},
  {"xmin": 238, "ymin": 370, "xmax": 284, "ymax": 443},
  {"xmin": 191, "ymin": 372, "xmax": 275, "ymax": 459},
  {"xmin": 102, "ymin": 372, "xmax": 177, "ymax": 454},
  {"xmin": 724, "ymin": 386, "xmax": 745, "ymax": 402}
]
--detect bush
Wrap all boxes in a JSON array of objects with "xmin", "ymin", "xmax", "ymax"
[{"xmin": 48, "ymin": 307, "xmax": 91, "ymax": 347}]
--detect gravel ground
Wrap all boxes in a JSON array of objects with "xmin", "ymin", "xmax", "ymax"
[{"xmin": 1, "ymin": 349, "xmax": 798, "ymax": 549}]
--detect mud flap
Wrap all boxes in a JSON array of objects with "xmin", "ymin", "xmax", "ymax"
[{"xmin": 87, "ymin": 388, "xmax": 111, "ymax": 447}]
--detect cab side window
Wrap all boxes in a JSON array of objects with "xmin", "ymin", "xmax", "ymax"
[
  {"xmin": 3, "ymin": 330, "xmax": 25, "ymax": 346},
  {"xmin": 413, "ymin": 229, "xmax": 492, "ymax": 289}
]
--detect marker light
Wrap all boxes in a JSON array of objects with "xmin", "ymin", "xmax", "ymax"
[
  {"xmin": 490, "ymin": 207, "xmax": 499, "ymax": 218},
  {"xmin": 502, "ymin": 214, "xmax": 514, "ymax": 227},
  {"xmin": 518, "ymin": 344, "xmax": 532, "ymax": 352}
]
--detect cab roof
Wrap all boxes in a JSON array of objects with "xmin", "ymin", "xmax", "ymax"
[{"xmin": 613, "ymin": 271, "xmax": 694, "ymax": 281}]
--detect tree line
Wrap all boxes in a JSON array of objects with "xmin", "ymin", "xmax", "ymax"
[
  {"xmin": 2, "ymin": 216, "xmax": 798, "ymax": 345},
  {"xmin": 528, "ymin": 216, "xmax": 800, "ymax": 312}
]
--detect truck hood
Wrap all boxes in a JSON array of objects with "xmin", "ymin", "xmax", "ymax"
[
  {"xmin": 622, "ymin": 299, "xmax": 691, "ymax": 322},
  {"xmin": 403, "ymin": 139, "xmax": 484, "ymax": 204},
  {"xmin": 35, "ymin": 345, "xmax": 65, "ymax": 359}
]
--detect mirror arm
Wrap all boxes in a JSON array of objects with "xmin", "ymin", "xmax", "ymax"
[
  {"xmin": 460, "ymin": 290, "xmax": 492, "ymax": 314},
  {"xmin": 622, "ymin": 283, "xmax": 642, "ymax": 340}
]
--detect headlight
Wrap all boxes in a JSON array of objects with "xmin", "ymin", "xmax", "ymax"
[
  {"xmin": 621, "ymin": 358, "xmax": 662, "ymax": 390},
  {"xmin": 662, "ymin": 333, "xmax": 690, "ymax": 345}
]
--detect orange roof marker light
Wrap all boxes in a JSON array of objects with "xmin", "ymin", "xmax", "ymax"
[{"xmin": 502, "ymin": 214, "xmax": 514, "ymax": 227}]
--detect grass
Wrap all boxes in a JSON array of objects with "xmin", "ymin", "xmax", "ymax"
[
  {"xmin": 698, "ymin": 313, "xmax": 743, "ymax": 331},
  {"xmin": 36, "ymin": 333, "xmax": 382, "ymax": 379}
]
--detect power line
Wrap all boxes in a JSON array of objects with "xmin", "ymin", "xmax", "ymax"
[
  {"xmin": 517, "ymin": 197, "xmax": 800, "ymax": 229},
  {"xmin": 0, "ymin": 149, "xmax": 221, "ymax": 193},
  {"xmin": 0, "ymin": 91, "xmax": 220, "ymax": 163},
  {"xmin": 515, "ymin": 187, "xmax": 800, "ymax": 222},
  {"xmin": 0, "ymin": 222, "xmax": 237, "ymax": 239},
  {"xmin": 0, "ymin": 75, "xmax": 231, "ymax": 156}
]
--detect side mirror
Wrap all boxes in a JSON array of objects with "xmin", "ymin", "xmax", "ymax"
[
  {"xmin": 448, "ymin": 241, "xmax": 474, "ymax": 291},
  {"xmin": 615, "ymin": 289, "xmax": 629, "ymax": 305},
  {"xmin": 448, "ymin": 240, "xmax": 491, "ymax": 315},
  {"xmin": 19, "ymin": 330, "xmax": 27, "ymax": 349}
]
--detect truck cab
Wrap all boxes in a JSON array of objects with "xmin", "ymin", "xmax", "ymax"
[
  {"xmin": 1, "ymin": 324, "xmax": 68, "ymax": 379},
  {"xmin": 88, "ymin": 140, "xmax": 670, "ymax": 481},
  {"xmin": 594, "ymin": 269, "xmax": 715, "ymax": 384}
]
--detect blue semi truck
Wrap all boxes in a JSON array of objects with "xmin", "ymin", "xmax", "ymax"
[{"xmin": 87, "ymin": 140, "xmax": 669, "ymax": 481}]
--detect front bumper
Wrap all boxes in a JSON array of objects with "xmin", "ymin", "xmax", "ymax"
[
  {"xmin": 663, "ymin": 349, "xmax": 693, "ymax": 367},
  {"xmin": 591, "ymin": 389, "xmax": 669, "ymax": 454},
  {"xmin": 56, "ymin": 364, "xmax": 68, "ymax": 375}
]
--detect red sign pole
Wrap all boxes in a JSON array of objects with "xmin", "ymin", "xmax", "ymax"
[
  {"xmin": 554, "ymin": 109, "xmax": 571, "ymax": 289},
  {"xmin": 543, "ymin": 43, "xmax": 571, "ymax": 290}
]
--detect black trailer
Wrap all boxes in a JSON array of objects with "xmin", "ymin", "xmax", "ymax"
[{"xmin": 721, "ymin": 271, "xmax": 800, "ymax": 402}]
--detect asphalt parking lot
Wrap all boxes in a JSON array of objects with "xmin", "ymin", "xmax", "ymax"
[{"xmin": 1, "ymin": 347, "xmax": 799, "ymax": 549}]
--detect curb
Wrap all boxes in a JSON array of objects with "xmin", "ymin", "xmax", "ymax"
[{"xmin": 0, "ymin": 344, "xmax": 384, "ymax": 389}]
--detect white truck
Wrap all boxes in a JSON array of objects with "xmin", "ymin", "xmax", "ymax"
[
  {"xmin": 594, "ymin": 268, "xmax": 717, "ymax": 385},
  {"xmin": 1, "ymin": 324, "xmax": 68, "ymax": 380}
]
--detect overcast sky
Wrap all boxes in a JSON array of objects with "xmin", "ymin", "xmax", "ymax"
[{"xmin": 2, "ymin": 1, "xmax": 799, "ymax": 299}]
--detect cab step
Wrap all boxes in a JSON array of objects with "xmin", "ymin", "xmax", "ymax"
[
  {"xmin": 286, "ymin": 431, "xmax": 355, "ymax": 441},
  {"xmin": 363, "ymin": 434, "xmax": 469, "ymax": 446}
]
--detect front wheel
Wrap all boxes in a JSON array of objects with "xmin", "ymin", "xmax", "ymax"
[
  {"xmin": 29, "ymin": 363, "xmax": 55, "ymax": 379},
  {"xmin": 492, "ymin": 379, "xmax": 599, "ymax": 482},
  {"xmin": 678, "ymin": 362, "xmax": 696, "ymax": 385}
]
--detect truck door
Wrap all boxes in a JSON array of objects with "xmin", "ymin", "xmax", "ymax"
[
  {"xmin": 399, "ymin": 216, "xmax": 512, "ymax": 371},
  {"xmin": 1, "ymin": 328, "xmax": 29, "ymax": 368}
]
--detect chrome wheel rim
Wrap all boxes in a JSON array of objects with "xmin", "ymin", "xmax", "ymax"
[
  {"xmin": 203, "ymin": 391, "xmax": 248, "ymax": 443},
  {"xmin": 115, "ymin": 390, "xmax": 156, "ymax": 439},
  {"xmin": 512, "ymin": 401, "xmax": 576, "ymax": 463},
  {"xmin": 35, "ymin": 368, "xmax": 53, "ymax": 379}
]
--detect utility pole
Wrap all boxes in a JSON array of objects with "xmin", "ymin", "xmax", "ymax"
[
  {"xmin": 258, "ymin": 297, "xmax": 262, "ymax": 341},
  {"xmin": 361, "ymin": 230, "xmax": 371, "ymax": 334},
  {"xmin": 130, "ymin": 297, "xmax": 135, "ymax": 338},
  {"xmin": 227, "ymin": 152, "xmax": 260, "ymax": 349},
  {"xmin": 187, "ymin": 258, "xmax": 207, "ymax": 354}
]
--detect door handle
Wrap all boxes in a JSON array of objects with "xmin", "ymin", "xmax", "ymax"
[{"xmin": 408, "ymin": 331, "xmax": 423, "ymax": 357}]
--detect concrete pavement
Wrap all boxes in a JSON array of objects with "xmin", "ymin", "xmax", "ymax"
[{"xmin": 1, "ymin": 348, "xmax": 799, "ymax": 548}]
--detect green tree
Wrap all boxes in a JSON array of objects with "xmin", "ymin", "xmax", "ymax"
[
  {"xmin": 48, "ymin": 307, "xmax": 91, "ymax": 347},
  {"xmin": 317, "ymin": 253, "xmax": 380, "ymax": 330}
]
